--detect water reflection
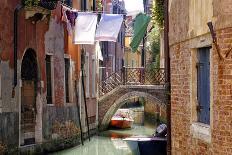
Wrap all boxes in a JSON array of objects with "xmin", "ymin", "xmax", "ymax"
[{"xmin": 52, "ymin": 125, "xmax": 154, "ymax": 155}]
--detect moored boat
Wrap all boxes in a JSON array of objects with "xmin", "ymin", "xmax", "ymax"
[
  {"xmin": 110, "ymin": 116, "xmax": 134, "ymax": 129},
  {"xmin": 124, "ymin": 136, "xmax": 167, "ymax": 155},
  {"xmin": 110, "ymin": 109, "xmax": 134, "ymax": 129},
  {"xmin": 123, "ymin": 124, "xmax": 167, "ymax": 155}
]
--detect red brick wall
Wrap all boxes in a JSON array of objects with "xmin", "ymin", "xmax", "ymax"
[
  {"xmin": 170, "ymin": 28, "xmax": 232, "ymax": 154},
  {"xmin": 211, "ymin": 28, "xmax": 232, "ymax": 154}
]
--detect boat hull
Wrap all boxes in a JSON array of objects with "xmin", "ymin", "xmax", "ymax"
[
  {"xmin": 110, "ymin": 119, "xmax": 133, "ymax": 129},
  {"xmin": 124, "ymin": 136, "xmax": 167, "ymax": 155}
]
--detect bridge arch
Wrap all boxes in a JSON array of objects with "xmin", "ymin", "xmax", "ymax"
[{"xmin": 99, "ymin": 90, "xmax": 166, "ymax": 130}]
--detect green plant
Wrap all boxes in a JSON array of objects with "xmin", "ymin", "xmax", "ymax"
[
  {"xmin": 96, "ymin": 0, "xmax": 103, "ymax": 11},
  {"xmin": 22, "ymin": 0, "xmax": 40, "ymax": 7},
  {"xmin": 151, "ymin": 0, "xmax": 164, "ymax": 28}
]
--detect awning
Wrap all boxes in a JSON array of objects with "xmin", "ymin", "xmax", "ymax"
[{"xmin": 130, "ymin": 13, "xmax": 151, "ymax": 52}]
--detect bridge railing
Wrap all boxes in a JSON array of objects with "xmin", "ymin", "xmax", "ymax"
[{"xmin": 98, "ymin": 67, "xmax": 165, "ymax": 97}]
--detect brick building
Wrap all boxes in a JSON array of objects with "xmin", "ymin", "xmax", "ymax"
[{"xmin": 169, "ymin": 0, "xmax": 232, "ymax": 154}]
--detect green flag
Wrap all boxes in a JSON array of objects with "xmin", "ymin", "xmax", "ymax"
[{"xmin": 130, "ymin": 13, "xmax": 151, "ymax": 52}]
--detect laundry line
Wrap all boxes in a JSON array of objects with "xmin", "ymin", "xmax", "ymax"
[
  {"xmin": 60, "ymin": 2, "xmax": 126, "ymax": 16},
  {"xmin": 60, "ymin": 2, "xmax": 125, "ymax": 44}
]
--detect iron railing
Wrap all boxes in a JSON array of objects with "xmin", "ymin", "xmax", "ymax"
[{"xmin": 98, "ymin": 67, "xmax": 165, "ymax": 97}]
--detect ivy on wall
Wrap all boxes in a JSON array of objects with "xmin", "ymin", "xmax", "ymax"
[
  {"xmin": 22, "ymin": 0, "xmax": 40, "ymax": 7},
  {"xmin": 151, "ymin": 0, "xmax": 164, "ymax": 28},
  {"xmin": 96, "ymin": 0, "xmax": 103, "ymax": 11}
]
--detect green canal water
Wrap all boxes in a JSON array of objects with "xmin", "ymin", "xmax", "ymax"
[{"xmin": 52, "ymin": 124, "xmax": 155, "ymax": 155}]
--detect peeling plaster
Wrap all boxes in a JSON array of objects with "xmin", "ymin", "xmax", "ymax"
[{"xmin": 45, "ymin": 18, "xmax": 65, "ymax": 105}]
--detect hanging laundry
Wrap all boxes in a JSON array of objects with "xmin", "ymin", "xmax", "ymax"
[
  {"xmin": 66, "ymin": 10, "xmax": 78, "ymax": 27},
  {"xmin": 73, "ymin": 12, "xmax": 98, "ymax": 45},
  {"xmin": 130, "ymin": 13, "xmax": 151, "ymax": 52},
  {"xmin": 96, "ymin": 42, "xmax": 103, "ymax": 61},
  {"xmin": 61, "ymin": 5, "xmax": 78, "ymax": 36},
  {"xmin": 95, "ymin": 14, "xmax": 123, "ymax": 42}
]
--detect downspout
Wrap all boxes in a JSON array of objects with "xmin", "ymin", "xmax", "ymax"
[
  {"xmin": 164, "ymin": 0, "xmax": 171, "ymax": 154},
  {"xmin": 13, "ymin": 4, "xmax": 23, "ymax": 95},
  {"xmin": 93, "ymin": 0, "xmax": 96, "ymax": 11}
]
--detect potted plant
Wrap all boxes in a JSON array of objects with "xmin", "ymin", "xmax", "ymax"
[
  {"xmin": 40, "ymin": 0, "xmax": 58, "ymax": 10},
  {"xmin": 22, "ymin": 0, "xmax": 40, "ymax": 7}
]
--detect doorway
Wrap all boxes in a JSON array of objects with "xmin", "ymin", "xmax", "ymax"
[{"xmin": 20, "ymin": 49, "xmax": 38, "ymax": 145}]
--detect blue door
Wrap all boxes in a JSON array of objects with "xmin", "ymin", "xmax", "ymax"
[{"xmin": 197, "ymin": 47, "xmax": 210, "ymax": 124}]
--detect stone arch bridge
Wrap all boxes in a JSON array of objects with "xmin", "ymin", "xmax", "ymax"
[{"xmin": 98, "ymin": 67, "xmax": 167, "ymax": 130}]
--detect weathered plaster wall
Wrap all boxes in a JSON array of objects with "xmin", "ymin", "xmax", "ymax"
[
  {"xmin": 45, "ymin": 17, "xmax": 65, "ymax": 105},
  {"xmin": 43, "ymin": 106, "xmax": 80, "ymax": 140},
  {"xmin": 0, "ymin": 1, "xmax": 82, "ymax": 150},
  {"xmin": 169, "ymin": 0, "xmax": 189, "ymax": 46}
]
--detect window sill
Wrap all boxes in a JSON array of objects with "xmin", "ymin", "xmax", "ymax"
[{"xmin": 190, "ymin": 122, "xmax": 211, "ymax": 143}]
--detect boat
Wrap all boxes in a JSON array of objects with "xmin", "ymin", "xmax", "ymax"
[
  {"xmin": 110, "ymin": 116, "xmax": 134, "ymax": 129},
  {"xmin": 123, "ymin": 124, "xmax": 167, "ymax": 155},
  {"xmin": 110, "ymin": 109, "xmax": 134, "ymax": 129}
]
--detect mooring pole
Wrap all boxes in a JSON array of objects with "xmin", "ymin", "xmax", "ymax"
[
  {"xmin": 164, "ymin": 0, "xmax": 171, "ymax": 154},
  {"xmin": 74, "ymin": 80, "xmax": 84, "ymax": 145},
  {"xmin": 81, "ymin": 49, "xmax": 91, "ymax": 141}
]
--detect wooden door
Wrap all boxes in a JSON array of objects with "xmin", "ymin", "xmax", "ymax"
[{"xmin": 21, "ymin": 80, "xmax": 36, "ymax": 145}]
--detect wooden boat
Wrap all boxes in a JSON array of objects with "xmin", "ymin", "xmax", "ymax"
[
  {"xmin": 110, "ymin": 116, "xmax": 134, "ymax": 129},
  {"xmin": 123, "ymin": 124, "xmax": 167, "ymax": 155},
  {"xmin": 123, "ymin": 136, "xmax": 167, "ymax": 155}
]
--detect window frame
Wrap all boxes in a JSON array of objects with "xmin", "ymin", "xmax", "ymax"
[
  {"xmin": 45, "ymin": 54, "xmax": 54, "ymax": 105},
  {"xmin": 196, "ymin": 47, "xmax": 211, "ymax": 125},
  {"xmin": 85, "ymin": 52, "xmax": 90, "ymax": 98},
  {"xmin": 64, "ymin": 54, "xmax": 73, "ymax": 103},
  {"xmin": 92, "ymin": 55, "xmax": 96, "ymax": 98}
]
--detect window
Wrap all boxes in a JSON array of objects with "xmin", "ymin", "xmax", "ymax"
[
  {"xmin": 92, "ymin": 56, "xmax": 96, "ymax": 97},
  {"xmin": 65, "ymin": 58, "xmax": 70, "ymax": 103},
  {"xmin": 63, "ymin": 0, "xmax": 72, "ymax": 7},
  {"xmin": 81, "ymin": 0, "xmax": 87, "ymax": 10},
  {"xmin": 196, "ymin": 47, "xmax": 210, "ymax": 124},
  {"xmin": 46, "ymin": 55, "xmax": 53, "ymax": 104},
  {"xmin": 85, "ymin": 53, "xmax": 90, "ymax": 97},
  {"xmin": 132, "ymin": 60, "xmax": 134, "ymax": 67}
]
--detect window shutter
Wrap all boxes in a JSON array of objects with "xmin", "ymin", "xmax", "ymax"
[{"xmin": 197, "ymin": 48, "xmax": 210, "ymax": 124}]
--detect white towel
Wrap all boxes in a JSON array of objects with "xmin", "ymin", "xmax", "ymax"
[
  {"xmin": 96, "ymin": 42, "xmax": 103, "ymax": 61},
  {"xmin": 73, "ymin": 12, "xmax": 98, "ymax": 45},
  {"xmin": 95, "ymin": 14, "xmax": 123, "ymax": 42}
]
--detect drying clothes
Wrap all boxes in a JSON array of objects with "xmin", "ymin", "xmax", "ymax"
[
  {"xmin": 95, "ymin": 14, "xmax": 123, "ymax": 42},
  {"xmin": 66, "ymin": 10, "xmax": 78, "ymax": 28},
  {"xmin": 96, "ymin": 41, "xmax": 103, "ymax": 61},
  {"xmin": 73, "ymin": 12, "xmax": 98, "ymax": 44},
  {"xmin": 130, "ymin": 13, "xmax": 151, "ymax": 52},
  {"xmin": 61, "ymin": 5, "xmax": 78, "ymax": 36}
]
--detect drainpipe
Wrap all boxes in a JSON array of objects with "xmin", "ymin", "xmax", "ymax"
[
  {"xmin": 93, "ymin": 0, "xmax": 96, "ymax": 11},
  {"xmin": 13, "ymin": 4, "xmax": 23, "ymax": 95},
  {"xmin": 164, "ymin": 0, "xmax": 171, "ymax": 154}
]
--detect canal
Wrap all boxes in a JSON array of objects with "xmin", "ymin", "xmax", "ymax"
[{"xmin": 52, "ymin": 124, "xmax": 155, "ymax": 155}]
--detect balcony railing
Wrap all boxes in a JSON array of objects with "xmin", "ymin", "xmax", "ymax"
[{"xmin": 98, "ymin": 66, "xmax": 165, "ymax": 97}]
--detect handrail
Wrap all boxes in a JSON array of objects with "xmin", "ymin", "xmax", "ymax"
[{"xmin": 98, "ymin": 66, "xmax": 165, "ymax": 97}]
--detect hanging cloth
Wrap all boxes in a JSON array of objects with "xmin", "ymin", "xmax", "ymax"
[
  {"xmin": 96, "ymin": 42, "xmax": 103, "ymax": 61},
  {"xmin": 95, "ymin": 14, "xmax": 123, "ymax": 42},
  {"xmin": 130, "ymin": 13, "xmax": 151, "ymax": 52},
  {"xmin": 61, "ymin": 5, "xmax": 78, "ymax": 36},
  {"xmin": 73, "ymin": 12, "xmax": 98, "ymax": 45}
]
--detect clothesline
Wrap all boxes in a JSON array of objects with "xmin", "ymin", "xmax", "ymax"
[{"xmin": 60, "ymin": 2, "xmax": 126, "ymax": 15}]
